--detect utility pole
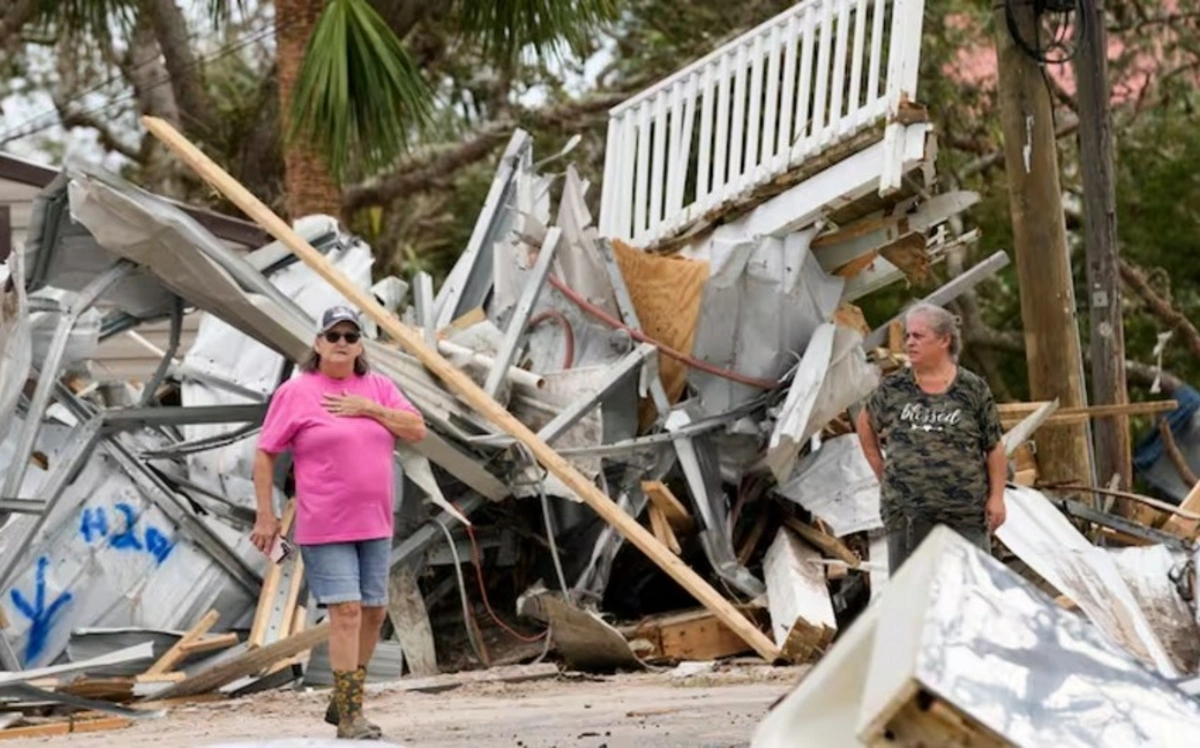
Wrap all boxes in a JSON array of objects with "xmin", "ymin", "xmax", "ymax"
[
  {"xmin": 1075, "ymin": 0, "xmax": 1133, "ymax": 498},
  {"xmin": 993, "ymin": 1, "xmax": 1094, "ymax": 487}
]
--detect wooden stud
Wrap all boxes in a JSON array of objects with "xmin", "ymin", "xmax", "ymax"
[
  {"xmin": 249, "ymin": 498, "xmax": 296, "ymax": 648},
  {"xmin": 641, "ymin": 480, "xmax": 693, "ymax": 533},
  {"xmin": 0, "ymin": 716, "xmax": 131, "ymax": 740},
  {"xmin": 179, "ymin": 632, "xmax": 239, "ymax": 655},
  {"xmin": 143, "ymin": 609, "xmax": 220, "ymax": 676},
  {"xmin": 648, "ymin": 504, "xmax": 682, "ymax": 554},
  {"xmin": 782, "ymin": 517, "xmax": 860, "ymax": 567},
  {"xmin": 141, "ymin": 116, "xmax": 781, "ymax": 662}
]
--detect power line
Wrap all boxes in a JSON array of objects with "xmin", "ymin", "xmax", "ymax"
[{"xmin": 0, "ymin": 17, "xmax": 290, "ymax": 147}]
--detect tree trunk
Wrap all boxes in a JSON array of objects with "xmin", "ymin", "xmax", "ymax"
[
  {"xmin": 145, "ymin": 0, "xmax": 214, "ymax": 136},
  {"xmin": 124, "ymin": 11, "xmax": 188, "ymax": 198},
  {"xmin": 276, "ymin": 0, "xmax": 341, "ymax": 220}
]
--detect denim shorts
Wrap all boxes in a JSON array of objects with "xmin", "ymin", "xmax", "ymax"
[{"xmin": 299, "ymin": 538, "xmax": 391, "ymax": 608}]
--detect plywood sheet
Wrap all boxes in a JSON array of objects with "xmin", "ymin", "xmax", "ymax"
[{"xmin": 612, "ymin": 240, "xmax": 708, "ymax": 409}]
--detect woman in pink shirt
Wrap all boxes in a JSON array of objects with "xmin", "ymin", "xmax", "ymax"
[{"xmin": 251, "ymin": 305, "xmax": 426, "ymax": 740}]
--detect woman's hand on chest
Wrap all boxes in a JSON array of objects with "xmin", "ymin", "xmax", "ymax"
[{"xmin": 321, "ymin": 391, "xmax": 379, "ymax": 418}]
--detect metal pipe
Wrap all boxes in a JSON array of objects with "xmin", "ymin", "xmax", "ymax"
[
  {"xmin": 484, "ymin": 228, "xmax": 563, "ymax": 398},
  {"xmin": 139, "ymin": 297, "xmax": 183, "ymax": 407}
]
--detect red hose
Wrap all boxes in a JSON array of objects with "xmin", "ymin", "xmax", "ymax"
[
  {"xmin": 545, "ymin": 273, "xmax": 782, "ymax": 390},
  {"xmin": 527, "ymin": 310, "xmax": 576, "ymax": 369}
]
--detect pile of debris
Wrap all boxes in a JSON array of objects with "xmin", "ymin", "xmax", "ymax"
[{"xmin": 0, "ymin": 0, "xmax": 1199, "ymax": 739}]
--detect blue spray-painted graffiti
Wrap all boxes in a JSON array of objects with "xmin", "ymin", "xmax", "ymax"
[
  {"xmin": 10, "ymin": 556, "xmax": 72, "ymax": 665},
  {"xmin": 79, "ymin": 503, "xmax": 174, "ymax": 564}
]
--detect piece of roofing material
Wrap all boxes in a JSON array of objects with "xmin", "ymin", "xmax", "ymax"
[
  {"xmin": 679, "ymin": 228, "xmax": 844, "ymax": 416},
  {"xmin": 996, "ymin": 484, "xmax": 1180, "ymax": 678},
  {"xmin": 776, "ymin": 434, "xmax": 883, "ymax": 538}
]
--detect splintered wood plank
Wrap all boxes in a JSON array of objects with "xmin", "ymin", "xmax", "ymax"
[
  {"xmin": 641, "ymin": 480, "xmax": 693, "ymax": 532},
  {"xmin": 888, "ymin": 319, "xmax": 905, "ymax": 354},
  {"xmin": 148, "ymin": 623, "xmax": 331, "ymax": 701},
  {"xmin": 144, "ymin": 609, "xmax": 220, "ymax": 676},
  {"xmin": 611, "ymin": 239, "xmax": 708, "ymax": 408},
  {"xmin": 782, "ymin": 517, "xmax": 860, "ymax": 567},
  {"xmin": 867, "ymin": 693, "xmax": 1009, "ymax": 748},
  {"xmin": 762, "ymin": 528, "xmax": 837, "ymax": 664},
  {"xmin": 249, "ymin": 499, "xmax": 297, "ymax": 648},
  {"xmin": 1166, "ymin": 481, "xmax": 1200, "ymax": 537},
  {"xmin": 387, "ymin": 565, "xmax": 439, "ymax": 677},
  {"xmin": 878, "ymin": 232, "xmax": 931, "ymax": 285},
  {"xmin": 647, "ymin": 504, "xmax": 681, "ymax": 555},
  {"xmin": 180, "ymin": 632, "xmax": 239, "ymax": 655}
]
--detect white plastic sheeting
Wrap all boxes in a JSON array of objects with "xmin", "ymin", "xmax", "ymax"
[{"xmin": 776, "ymin": 435, "xmax": 883, "ymax": 538}]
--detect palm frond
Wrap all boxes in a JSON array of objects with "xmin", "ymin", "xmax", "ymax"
[
  {"xmin": 454, "ymin": 0, "xmax": 619, "ymax": 65},
  {"xmin": 288, "ymin": 0, "xmax": 434, "ymax": 182},
  {"xmin": 32, "ymin": 0, "xmax": 138, "ymax": 40}
]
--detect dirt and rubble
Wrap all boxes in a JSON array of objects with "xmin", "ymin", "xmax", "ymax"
[{"xmin": 10, "ymin": 666, "xmax": 799, "ymax": 748}]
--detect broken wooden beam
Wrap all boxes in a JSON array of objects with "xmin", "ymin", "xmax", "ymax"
[
  {"xmin": 143, "ymin": 115, "xmax": 781, "ymax": 663},
  {"xmin": 624, "ymin": 607, "xmax": 767, "ymax": 663},
  {"xmin": 641, "ymin": 480, "xmax": 694, "ymax": 533},
  {"xmin": 147, "ymin": 623, "xmax": 331, "ymax": 701},
  {"xmin": 781, "ymin": 517, "xmax": 860, "ymax": 567},
  {"xmin": 143, "ymin": 609, "xmax": 219, "ymax": 676}
]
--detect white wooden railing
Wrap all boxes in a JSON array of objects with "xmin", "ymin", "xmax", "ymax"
[{"xmin": 599, "ymin": 0, "xmax": 926, "ymax": 248}]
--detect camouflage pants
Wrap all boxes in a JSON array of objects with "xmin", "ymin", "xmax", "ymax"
[{"xmin": 886, "ymin": 516, "xmax": 990, "ymax": 574}]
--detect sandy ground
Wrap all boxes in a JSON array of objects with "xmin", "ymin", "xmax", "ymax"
[{"xmin": 10, "ymin": 666, "xmax": 801, "ymax": 748}]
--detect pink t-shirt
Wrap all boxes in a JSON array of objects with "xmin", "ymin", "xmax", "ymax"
[{"xmin": 257, "ymin": 370, "xmax": 420, "ymax": 545}]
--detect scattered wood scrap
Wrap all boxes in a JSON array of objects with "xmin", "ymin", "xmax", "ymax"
[
  {"xmin": 781, "ymin": 517, "xmax": 861, "ymax": 568},
  {"xmin": 624, "ymin": 607, "xmax": 769, "ymax": 664},
  {"xmin": 0, "ymin": 714, "xmax": 131, "ymax": 741}
]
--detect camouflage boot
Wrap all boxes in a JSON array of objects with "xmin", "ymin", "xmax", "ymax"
[
  {"xmin": 330, "ymin": 668, "xmax": 381, "ymax": 740},
  {"xmin": 325, "ymin": 666, "xmax": 382, "ymax": 735}
]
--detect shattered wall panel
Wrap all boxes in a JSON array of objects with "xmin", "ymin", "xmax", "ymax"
[{"xmin": 0, "ymin": 423, "xmax": 258, "ymax": 668}]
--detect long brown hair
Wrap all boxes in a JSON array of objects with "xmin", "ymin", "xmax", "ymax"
[{"xmin": 300, "ymin": 347, "xmax": 370, "ymax": 376}]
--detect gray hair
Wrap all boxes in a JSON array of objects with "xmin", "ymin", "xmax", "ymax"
[
  {"xmin": 903, "ymin": 302, "xmax": 962, "ymax": 359},
  {"xmin": 300, "ymin": 347, "xmax": 371, "ymax": 376}
]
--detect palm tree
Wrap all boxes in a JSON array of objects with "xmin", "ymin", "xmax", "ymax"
[{"xmin": 23, "ymin": 0, "xmax": 618, "ymax": 218}]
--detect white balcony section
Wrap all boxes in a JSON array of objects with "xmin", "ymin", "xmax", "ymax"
[{"xmin": 599, "ymin": 0, "xmax": 926, "ymax": 249}]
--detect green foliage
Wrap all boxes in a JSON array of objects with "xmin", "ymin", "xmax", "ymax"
[
  {"xmin": 453, "ymin": 0, "xmax": 619, "ymax": 64},
  {"xmin": 288, "ymin": 0, "xmax": 433, "ymax": 182}
]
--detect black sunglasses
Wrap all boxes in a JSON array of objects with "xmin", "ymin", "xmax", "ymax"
[{"xmin": 323, "ymin": 331, "xmax": 361, "ymax": 344}]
